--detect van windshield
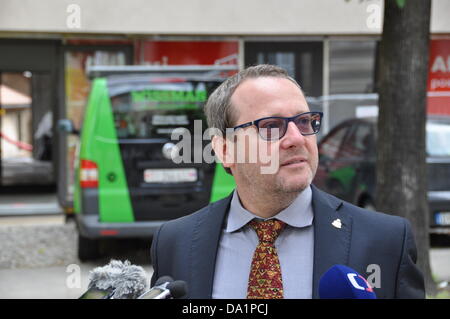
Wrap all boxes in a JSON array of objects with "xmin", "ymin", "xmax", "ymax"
[
  {"xmin": 427, "ymin": 122, "xmax": 450, "ymax": 157},
  {"xmin": 110, "ymin": 82, "xmax": 212, "ymax": 139}
]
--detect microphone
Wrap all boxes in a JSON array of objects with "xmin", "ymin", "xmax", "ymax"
[
  {"xmin": 138, "ymin": 276, "xmax": 188, "ymax": 299},
  {"xmin": 319, "ymin": 265, "xmax": 377, "ymax": 299},
  {"xmin": 79, "ymin": 259, "xmax": 149, "ymax": 299}
]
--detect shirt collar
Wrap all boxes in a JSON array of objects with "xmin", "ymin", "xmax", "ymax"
[{"xmin": 225, "ymin": 186, "xmax": 314, "ymax": 233}]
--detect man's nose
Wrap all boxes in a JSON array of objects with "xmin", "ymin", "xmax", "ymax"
[{"xmin": 280, "ymin": 121, "xmax": 306, "ymax": 148}]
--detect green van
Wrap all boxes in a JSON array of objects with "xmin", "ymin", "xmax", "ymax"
[{"xmin": 71, "ymin": 66, "xmax": 236, "ymax": 261}]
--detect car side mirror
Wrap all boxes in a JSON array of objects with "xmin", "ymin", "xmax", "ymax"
[{"xmin": 57, "ymin": 119, "xmax": 80, "ymax": 135}]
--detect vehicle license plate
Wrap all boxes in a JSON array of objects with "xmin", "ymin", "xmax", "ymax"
[
  {"xmin": 435, "ymin": 212, "xmax": 450, "ymax": 225},
  {"xmin": 144, "ymin": 168, "xmax": 197, "ymax": 183}
]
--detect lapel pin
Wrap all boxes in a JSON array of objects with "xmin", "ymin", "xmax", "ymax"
[{"xmin": 332, "ymin": 219, "xmax": 342, "ymax": 229}]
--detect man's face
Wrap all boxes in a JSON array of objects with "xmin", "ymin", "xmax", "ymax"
[{"xmin": 226, "ymin": 77, "xmax": 319, "ymax": 195}]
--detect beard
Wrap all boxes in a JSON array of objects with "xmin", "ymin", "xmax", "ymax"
[
  {"xmin": 273, "ymin": 166, "xmax": 314, "ymax": 193},
  {"xmin": 235, "ymin": 158, "xmax": 316, "ymax": 197}
]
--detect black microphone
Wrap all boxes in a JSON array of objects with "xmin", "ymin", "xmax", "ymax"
[
  {"xmin": 79, "ymin": 260, "xmax": 149, "ymax": 299},
  {"xmin": 319, "ymin": 265, "xmax": 377, "ymax": 299},
  {"xmin": 138, "ymin": 276, "xmax": 188, "ymax": 299}
]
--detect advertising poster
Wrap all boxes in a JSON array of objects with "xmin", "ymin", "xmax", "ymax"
[{"xmin": 428, "ymin": 39, "xmax": 450, "ymax": 115}]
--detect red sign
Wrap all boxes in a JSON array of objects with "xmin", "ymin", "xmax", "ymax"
[
  {"xmin": 427, "ymin": 39, "xmax": 450, "ymax": 115},
  {"xmin": 134, "ymin": 41, "xmax": 239, "ymax": 66}
]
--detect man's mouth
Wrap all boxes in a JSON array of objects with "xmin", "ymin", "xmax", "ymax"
[{"xmin": 281, "ymin": 157, "xmax": 308, "ymax": 167}]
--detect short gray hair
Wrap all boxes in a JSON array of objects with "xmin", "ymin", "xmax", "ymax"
[{"xmin": 204, "ymin": 64, "xmax": 302, "ymax": 136}]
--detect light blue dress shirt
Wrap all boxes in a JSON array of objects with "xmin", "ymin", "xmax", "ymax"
[{"xmin": 212, "ymin": 186, "xmax": 315, "ymax": 299}]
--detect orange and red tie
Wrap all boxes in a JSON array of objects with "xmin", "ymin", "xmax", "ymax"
[{"xmin": 247, "ymin": 219, "xmax": 286, "ymax": 299}]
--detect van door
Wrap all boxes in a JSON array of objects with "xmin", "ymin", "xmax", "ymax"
[{"xmin": 101, "ymin": 78, "xmax": 221, "ymax": 222}]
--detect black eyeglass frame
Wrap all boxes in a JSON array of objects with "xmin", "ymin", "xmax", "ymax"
[{"xmin": 232, "ymin": 111, "xmax": 323, "ymax": 141}]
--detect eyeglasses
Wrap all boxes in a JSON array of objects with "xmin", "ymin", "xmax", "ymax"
[{"xmin": 233, "ymin": 111, "xmax": 323, "ymax": 141}]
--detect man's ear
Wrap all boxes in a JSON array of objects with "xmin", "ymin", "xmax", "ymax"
[{"xmin": 212, "ymin": 135, "xmax": 234, "ymax": 171}]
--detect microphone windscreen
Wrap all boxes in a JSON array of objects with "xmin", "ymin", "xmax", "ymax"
[
  {"xmin": 319, "ymin": 265, "xmax": 376, "ymax": 299},
  {"xmin": 87, "ymin": 259, "xmax": 149, "ymax": 299},
  {"xmin": 167, "ymin": 280, "xmax": 188, "ymax": 299}
]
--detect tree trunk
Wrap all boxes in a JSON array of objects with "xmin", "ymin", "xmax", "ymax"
[{"xmin": 377, "ymin": 0, "xmax": 436, "ymax": 296}]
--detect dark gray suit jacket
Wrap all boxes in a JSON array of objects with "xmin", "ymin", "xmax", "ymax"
[{"xmin": 150, "ymin": 185, "xmax": 425, "ymax": 298}]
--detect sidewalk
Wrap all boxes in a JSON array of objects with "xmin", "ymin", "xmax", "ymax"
[
  {"xmin": 0, "ymin": 193, "xmax": 62, "ymax": 216},
  {"xmin": 430, "ymin": 248, "xmax": 450, "ymax": 282},
  {"xmin": 0, "ymin": 262, "xmax": 154, "ymax": 299}
]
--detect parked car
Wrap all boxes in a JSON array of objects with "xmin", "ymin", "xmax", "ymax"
[{"xmin": 313, "ymin": 115, "xmax": 450, "ymax": 235}]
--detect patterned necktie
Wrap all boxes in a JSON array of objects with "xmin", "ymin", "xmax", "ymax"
[{"xmin": 247, "ymin": 219, "xmax": 286, "ymax": 299}]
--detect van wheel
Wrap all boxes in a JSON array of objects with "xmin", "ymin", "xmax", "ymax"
[{"xmin": 78, "ymin": 234, "xmax": 100, "ymax": 262}]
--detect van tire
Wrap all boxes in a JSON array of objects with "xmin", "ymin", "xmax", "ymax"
[{"xmin": 78, "ymin": 234, "xmax": 100, "ymax": 262}]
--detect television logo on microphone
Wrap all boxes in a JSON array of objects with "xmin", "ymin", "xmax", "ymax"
[{"xmin": 347, "ymin": 273, "xmax": 374, "ymax": 292}]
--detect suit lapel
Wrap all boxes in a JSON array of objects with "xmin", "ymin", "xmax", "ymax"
[
  {"xmin": 311, "ymin": 185, "xmax": 353, "ymax": 299},
  {"xmin": 189, "ymin": 194, "xmax": 232, "ymax": 299}
]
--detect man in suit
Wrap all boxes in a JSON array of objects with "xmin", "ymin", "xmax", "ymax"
[{"xmin": 150, "ymin": 64, "xmax": 425, "ymax": 299}]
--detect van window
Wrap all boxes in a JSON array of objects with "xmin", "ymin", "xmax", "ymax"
[{"xmin": 110, "ymin": 82, "xmax": 210, "ymax": 139}]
